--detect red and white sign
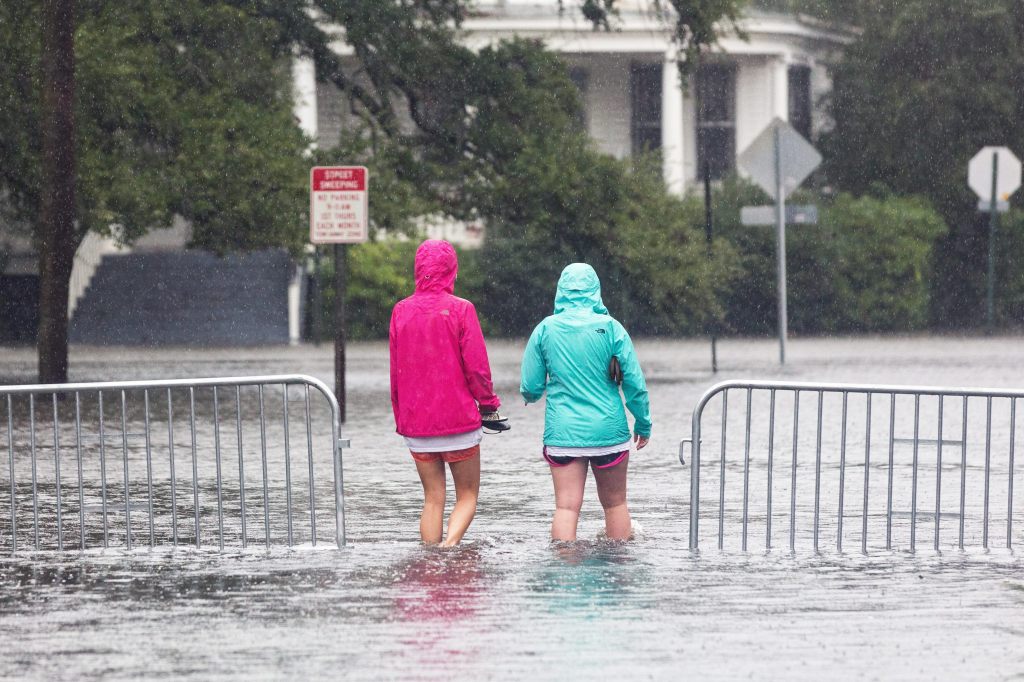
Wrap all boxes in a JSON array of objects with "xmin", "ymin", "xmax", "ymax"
[{"xmin": 310, "ymin": 166, "xmax": 368, "ymax": 244}]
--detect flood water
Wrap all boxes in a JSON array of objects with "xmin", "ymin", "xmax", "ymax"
[{"xmin": 1, "ymin": 337, "xmax": 1022, "ymax": 680}]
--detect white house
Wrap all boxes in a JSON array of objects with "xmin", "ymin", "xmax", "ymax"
[
  {"xmin": 0, "ymin": 1, "xmax": 851, "ymax": 346},
  {"xmin": 301, "ymin": 1, "xmax": 852, "ymax": 200}
]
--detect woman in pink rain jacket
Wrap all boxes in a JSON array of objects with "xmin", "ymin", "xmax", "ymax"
[{"xmin": 389, "ymin": 239, "xmax": 504, "ymax": 546}]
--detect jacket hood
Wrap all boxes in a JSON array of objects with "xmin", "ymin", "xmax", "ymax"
[
  {"xmin": 554, "ymin": 263, "xmax": 608, "ymax": 314},
  {"xmin": 415, "ymin": 239, "xmax": 458, "ymax": 294}
]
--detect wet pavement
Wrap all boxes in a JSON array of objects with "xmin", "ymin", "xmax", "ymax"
[{"xmin": 0, "ymin": 337, "xmax": 1022, "ymax": 680}]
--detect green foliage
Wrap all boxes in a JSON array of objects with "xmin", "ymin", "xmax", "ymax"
[
  {"xmin": 825, "ymin": 194, "xmax": 947, "ymax": 330},
  {"xmin": 439, "ymin": 41, "xmax": 731, "ymax": 337},
  {"xmin": 312, "ymin": 241, "xmax": 417, "ymax": 341},
  {"xmin": 714, "ymin": 179, "xmax": 947, "ymax": 334},
  {"xmin": 994, "ymin": 210, "xmax": 1024, "ymax": 327},
  {"xmin": 822, "ymin": 0, "xmax": 1024, "ymax": 327},
  {"xmin": 564, "ymin": 0, "xmax": 746, "ymax": 72},
  {"xmin": 311, "ymin": 240, "xmax": 492, "ymax": 340},
  {"xmin": 0, "ymin": 1, "xmax": 309, "ymax": 253}
]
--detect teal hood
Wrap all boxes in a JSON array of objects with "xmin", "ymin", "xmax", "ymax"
[
  {"xmin": 553, "ymin": 263, "xmax": 609, "ymax": 315},
  {"xmin": 520, "ymin": 263, "xmax": 652, "ymax": 447}
]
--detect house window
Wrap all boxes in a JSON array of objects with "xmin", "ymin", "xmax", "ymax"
[
  {"xmin": 568, "ymin": 66, "xmax": 589, "ymax": 131},
  {"xmin": 630, "ymin": 63, "xmax": 662, "ymax": 156},
  {"xmin": 696, "ymin": 62, "xmax": 736, "ymax": 180},
  {"xmin": 788, "ymin": 65, "xmax": 813, "ymax": 140}
]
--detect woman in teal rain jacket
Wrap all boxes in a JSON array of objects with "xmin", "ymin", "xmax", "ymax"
[{"xmin": 521, "ymin": 263, "xmax": 652, "ymax": 541}]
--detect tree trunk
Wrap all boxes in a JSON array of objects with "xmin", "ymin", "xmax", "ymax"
[{"xmin": 37, "ymin": 0, "xmax": 76, "ymax": 385}]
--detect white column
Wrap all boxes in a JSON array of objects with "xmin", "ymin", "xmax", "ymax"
[
  {"xmin": 661, "ymin": 51, "xmax": 686, "ymax": 195},
  {"xmin": 288, "ymin": 265, "xmax": 303, "ymax": 346},
  {"xmin": 772, "ymin": 56, "xmax": 790, "ymax": 122},
  {"xmin": 292, "ymin": 55, "xmax": 319, "ymax": 147},
  {"xmin": 291, "ymin": 56, "xmax": 317, "ymax": 345}
]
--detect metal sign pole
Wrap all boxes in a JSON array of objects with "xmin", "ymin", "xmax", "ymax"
[
  {"xmin": 334, "ymin": 243, "xmax": 347, "ymax": 422},
  {"xmin": 774, "ymin": 125, "xmax": 788, "ymax": 365},
  {"xmin": 312, "ymin": 247, "xmax": 323, "ymax": 346},
  {"xmin": 704, "ymin": 161, "xmax": 718, "ymax": 373},
  {"xmin": 986, "ymin": 151, "xmax": 999, "ymax": 333}
]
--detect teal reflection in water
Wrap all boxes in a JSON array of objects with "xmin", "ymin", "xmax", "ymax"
[{"xmin": 530, "ymin": 540, "xmax": 652, "ymax": 616}]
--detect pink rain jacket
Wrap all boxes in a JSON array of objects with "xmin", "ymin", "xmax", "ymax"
[{"xmin": 389, "ymin": 240, "xmax": 500, "ymax": 437}]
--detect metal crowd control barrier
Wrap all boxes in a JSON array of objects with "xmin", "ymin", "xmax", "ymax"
[
  {"xmin": 683, "ymin": 380, "xmax": 1020, "ymax": 553},
  {"xmin": 0, "ymin": 375, "xmax": 347, "ymax": 552}
]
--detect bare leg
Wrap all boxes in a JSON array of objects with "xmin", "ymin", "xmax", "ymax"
[
  {"xmin": 550, "ymin": 458, "xmax": 588, "ymax": 541},
  {"xmin": 414, "ymin": 458, "xmax": 446, "ymax": 544},
  {"xmin": 442, "ymin": 453, "xmax": 480, "ymax": 547},
  {"xmin": 593, "ymin": 455, "xmax": 631, "ymax": 540}
]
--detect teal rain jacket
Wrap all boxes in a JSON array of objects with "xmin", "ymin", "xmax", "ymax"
[{"xmin": 520, "ymin": 263, "xmax": 652, "ymax": 448}]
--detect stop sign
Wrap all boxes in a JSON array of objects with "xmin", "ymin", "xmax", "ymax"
[{"xmin": 968, "ymin": 147, "xmax": 1022, "ymax": 202}]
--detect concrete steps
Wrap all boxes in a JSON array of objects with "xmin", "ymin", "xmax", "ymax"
[{"xmin": 69, "ymin": 251, "xmax": 294, "ymax": 346}]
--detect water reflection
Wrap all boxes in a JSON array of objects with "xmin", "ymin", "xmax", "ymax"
[
  {"xmin": 2, "ymin": 341, "xmax": 1024, "ymax": 680},
  {"xmin": 394, "ymin": 545, "xmax": 485, "ymax": 623},
  {"xmin": 530, "ymin": 540, "xmax": 649, "ymax": 614}
]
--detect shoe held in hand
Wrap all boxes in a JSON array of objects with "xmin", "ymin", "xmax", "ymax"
[{"xmin": 481, "ymin": 412, "xmax": 510, "ymax": 433}]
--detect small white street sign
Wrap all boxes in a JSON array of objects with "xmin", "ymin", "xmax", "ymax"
[
  {"xmin": 977, "ymin": 199, "xmax": 1010, "ymax": 214},
  {"xmin": 310, "ymin": 166, "xmax": 369, "ymax": 244},
  {"xmin": 741, "ymin": 204, "xmax": 818, "ymax": 226},
  {"xmin": 738, "ymin": 118, "xmax": 822, "ymax": 201},
  {"xmin": 968, "ymin": 147, "xmax": 1021, "ymax": 203}
]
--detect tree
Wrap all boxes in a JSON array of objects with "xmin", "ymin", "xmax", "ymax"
[
  {"xmin": 1, "ymin": 1, "xmax": 310, "ymax": 382},
  {"xmin": 822, "ymin": 0, "xmax": 1024, "ymax": 327},
  {"xmin": 1, "ymin": 0, "xmax": 747, "ymax": 382},
  {"xmin": 37, "ymin": 0, "xmax": 76, "ymax": 385}
]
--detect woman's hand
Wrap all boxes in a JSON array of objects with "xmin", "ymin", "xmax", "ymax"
[{"xmin": 634, "ymin": 434, "xmax": 649, "ymax": 450}]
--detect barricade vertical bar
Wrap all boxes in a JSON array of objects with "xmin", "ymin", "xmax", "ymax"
[
  {"xmin": 862, "ymin": 393, "xmax": 872, "ymax": 554},
  {"xmin": 838, "ymin": 391, "xmax": 848, "ymax": 551},
  {"xmin": 814, "ymin": 390, "xmax": 823, "ymax": 552},
  {"xmin": 886, "ymin": 393, "xmax": 895, "ymax": 550},
  {"xmin": 742, "ymin": 388, "xmax": 752, "ymax": 551},
  {"xmin": 911, "ymin": 394, "xmax": 920, "ymax": 552},
  {"xmin": 331, "ymin": 396, "xmax": 345, "ymax": 548},
  {"xmin": 29, "ymin": 394, "xmax": 38, "ymax": 550},
  {"xmin": 236, "ymin": 387, "xmax": 247, "ymax": 549},
  {"xmin": 718, "ymin": 390, "xmax": 728, "ymax": 550},
  {"xmin": 7, "ymin": 395, "xmax": 14, "ymax": 553},
  {"xmin": 98, "ymin": 391, "xmax": 108, "ymax": 548},
  {"xmin": 1003, "ymin": 399, "xmax": 1011, "ymax": 548},
  {"xmin": 689, "ymin": 395, "xmax": 702, "ymax": 551},
  {"xmin": 766, "ymin": 389, "xmax": 776, "ymax": 549},
  {"xmin": 304, "ymin": 385, "xmax": 317, "ymax": 546},
  {"xmin": 212, "ymin": 386, "xmax": 224, "ymax": 550},
  {"xmin": 121, "ymin": 390, "xmax": 131, "ymax": 550},
  {"xmin": 258, "ymin": 385, "xmax": 270, "ymax": 546},
  {"xmin": 52, "ymin": 394, "xmax": 63, "ymax": 551},
  {"xmin": 283, "ymin": 384, "xmax": 294, "ymax": 546},
  {"xmin": 935, "ymin": 395, "xmax": 943, "ymax": 551},
  {"xmin": 1008, "ymin": 398, "xmax": 1015, "ymax": 549},
  {"xmin": 75, "ymin": 394, "xmax": 84, "ymax": 551},
  {"xmin": 790, "ymin": 390, "xmax": 799, "ymax": 552},
  {"xmin": 189, "ymin": 387, "xmax": 200, "ymax": 548},
  {"xmin": 984, "ymin": 396, "xmax": 992, "ymax": 549},
  {"xmin": 959, "ymin": 397, "xmax": 967, "ymax": 550},
  {"xmin": 144, "ymin": 390, "xmax": 154, "ymax": 547},
  {"xmin": 167, "ymin": 389, "xmax": 178, "ymax": 546}
]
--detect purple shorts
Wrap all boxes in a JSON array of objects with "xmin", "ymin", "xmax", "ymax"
[{"xmin": 543, "ymin": 447, "xmax": 629, "ymax": 469}]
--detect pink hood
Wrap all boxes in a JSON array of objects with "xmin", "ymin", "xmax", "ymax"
[
  {"xmin": 389, "ymin": 240, "xmax": 500, "ymax": 438},
  {"xmin": 414, "ymin": 239, "xmax": 458, "ymax": 294}
]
